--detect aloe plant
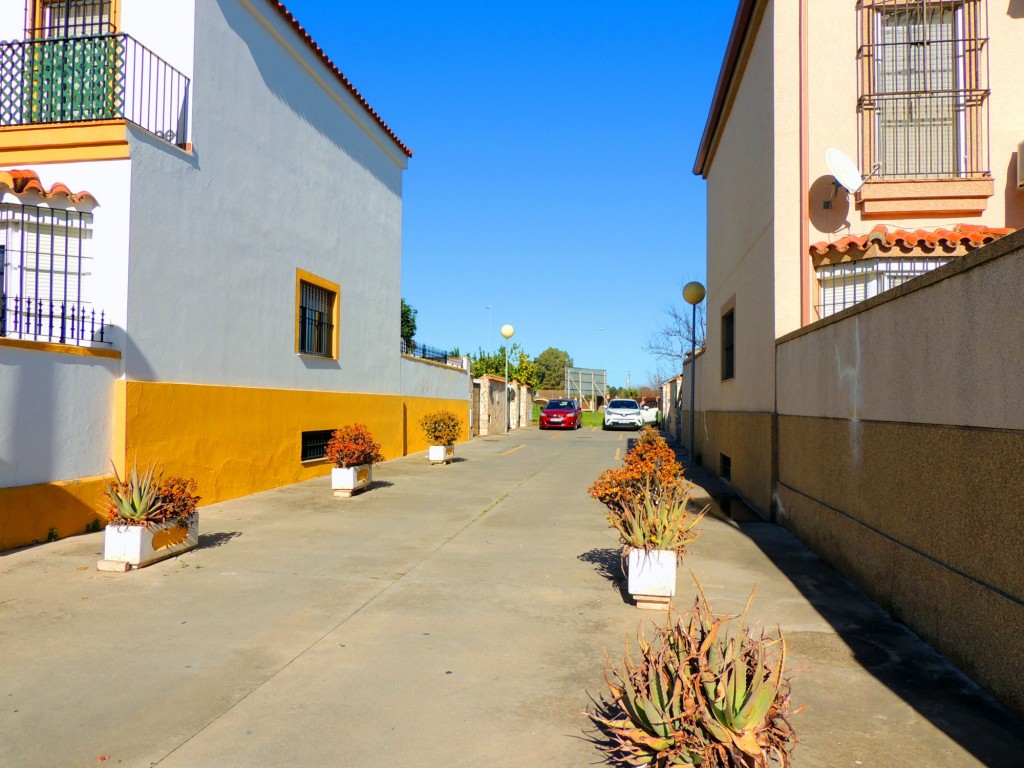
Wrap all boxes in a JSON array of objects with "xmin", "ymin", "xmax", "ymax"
[
  {"xmin": 104, "ymin": 462, "xmax": 165, "ymax": 524},
  {"xmin": 588, "ymin": 588, "xmax": 798, "ymax": 767},
  {"xmin": 606, "ymin": 478, "xmax": 708, "ymax": 560}
]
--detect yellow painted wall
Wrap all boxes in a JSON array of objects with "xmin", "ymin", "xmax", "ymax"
[
  {"xmin": 0, "ymin": 382, "xmax": 468, "ymax": 552},
  {"xmin": 0, "ymin": 475, "xmax": 110, "ymax": 551},
  {"xmin": 122, "ymin": 381, "xmax": 468, "ymax": 507}
]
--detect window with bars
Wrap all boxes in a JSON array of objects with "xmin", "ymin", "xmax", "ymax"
[
  {"xmin": 297, "ymin": 279, "xmax": 336, "ymax": 358},
  {"xmin": 857, "ymin": 0, "xmax": 989, "ymax": 180},
  {"xmin": 0, "ymin": 203, "xmax": 107, "ymax": 344},
  {"xmin": 27, "ymin": 0, "xmax": 115, "ymax": 38},
  {"xmin": 816, "ymin": 257, "xmax": 952, "ymax": 317},
  {"xmin": 300, "ymin": 430, "xmax": 334, "ymax": 462}
]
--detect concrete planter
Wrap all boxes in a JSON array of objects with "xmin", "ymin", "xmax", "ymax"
[
  {"xmin": 102, "ymin": 516, "xmax": 199, "ymax": 568},
  {"xmin": 626, "ymin": 548, "xmax": 677, "ymax": 610},
  {"xmin": 427, "ymin": 444, "xmax": 455, "ymax": 465},
  {"xmin": 332, "ymin": 465, "xmax": 372, "ymax": 497}
]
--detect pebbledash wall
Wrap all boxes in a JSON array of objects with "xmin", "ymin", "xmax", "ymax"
[
  {"xmin": 774, "ymin": 230, "xmax": 1024, "ymax": 717},
  {"xmin": 0, "ymin": 0, "xmax": 468, "ymax": 550}
]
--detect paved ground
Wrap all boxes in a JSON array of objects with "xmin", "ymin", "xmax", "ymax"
[{"xmin": 1, "ymin": 426, "xmax": 1022, "ymax": 767}]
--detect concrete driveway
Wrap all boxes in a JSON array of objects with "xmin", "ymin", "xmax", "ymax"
[{"xmin": 1, "ymin": 426, "xmax": 1021, "ymax": 767}]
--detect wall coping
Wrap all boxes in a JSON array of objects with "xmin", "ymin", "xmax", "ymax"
[
  {"xmin": 0, "ymin": 338, "xmax": 121, "ymax": 360},
  {"xmin": 777, "ymin": 228, "xmax": 1024, "ymax": 347},
  {"xmin": 400, "ymin": 354, "xmax": 469, "ymax": 374}
]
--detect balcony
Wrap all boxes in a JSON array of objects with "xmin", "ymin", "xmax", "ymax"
[{"xmin": 0, "ymin": 33, "xmax": 189, "ymax": 146}]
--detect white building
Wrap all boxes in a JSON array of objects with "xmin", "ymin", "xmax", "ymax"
[{"xmin": 0, "ymin": 0, "xmax": 468, "ymax": 550}]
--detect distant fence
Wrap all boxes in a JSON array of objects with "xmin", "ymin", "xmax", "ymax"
[{"xmin": 401, "ymin": 339, "xmax": 450, "ymax": 365}]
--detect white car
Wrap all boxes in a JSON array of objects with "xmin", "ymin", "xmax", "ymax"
[
  {"xmin": 603, "ymin": 399, "xmax": 644, "ymax": 431},
  {"xmin": 641, "ymin": 403, "xmax": 659, "ymax": 426}
]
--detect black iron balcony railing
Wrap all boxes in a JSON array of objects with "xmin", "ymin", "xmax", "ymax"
[
  {"xmin": 1, "ymin": 294, "xmax": 110, "ymax": 346},
  {"xmin": 0, "ymin": 33, "xmax": 190, "ymax": 145}
]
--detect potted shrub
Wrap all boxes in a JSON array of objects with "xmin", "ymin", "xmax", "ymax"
[
  {"xmin": 588, "ymin": 588, "xmax": 800, "ymax": 767},
  {"xmin": 590, "ymin": 429, "xmax": 707, "ymax": 609},
  {"xmin": 606, "ymin": 478, "xmax": 708, "ymax": 609},
  {"xmin": 326, "ymin": 424, "xmax": 384, "ymax": 497},
  {"xmin": 419, "ymin": 410, "xmax": 462, "ymax": 465},
  {"xmin": 101, "ymin": 463, "xmax": 200, "ymax": 569}
]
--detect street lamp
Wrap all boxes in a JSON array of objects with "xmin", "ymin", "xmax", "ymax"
[
  {"xmin": 486, "ymin": 305, "xmax": 492, "ymax": 352},
  {"xmin": 682, "ymin": 281, "xmax": 706, "ymax": 461},
  {"xmin": 501, "ymin": 324, "xmax": 515, "ymax": 434}
]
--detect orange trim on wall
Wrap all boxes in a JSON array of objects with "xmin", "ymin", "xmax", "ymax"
[
  {"xmin": 0, "ymin": 475, "xmax": 111, "ymax": 552},
  {"xmin": 0, "ymin": 337, "xmax": 121, "ymax": 359},
  {"xmin": 0, "ymin": 121, "xmax": 130, "ymax": 165}
]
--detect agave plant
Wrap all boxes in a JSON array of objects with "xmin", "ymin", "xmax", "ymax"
[
  {"xmin": 588, "ymin": 587, "xmax": 799, "ymax": 767},
  {"xmin": 606, "ymin": 478, "xmax": 708, "ymax": 560},
  {"xmin": 104, "ymin": 462, "xmax": 165, "ymax": 525}
]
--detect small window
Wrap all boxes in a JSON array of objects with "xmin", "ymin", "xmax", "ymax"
[
  {"xmin": 301, "ymin": 429, "xmax": 334, "ymax": 462},
  {"xmin": 295, "ymin": 269, "xmax": 339, "ymax": 359},
  {"xmin": 720, "ymin": 453, "xmax": 732, "ymax": 482},
  {"xmin": 29, "ymin": 0, "xmax": 115, "ymax": 38},
  {"xmin": 721, "ymin": 310, "xmax": 735, "ymax": 381}
]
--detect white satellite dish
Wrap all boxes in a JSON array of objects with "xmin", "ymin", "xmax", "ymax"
[{"xmin": 825, "ymin": 148, "xmax": 865, "ymax": 194}]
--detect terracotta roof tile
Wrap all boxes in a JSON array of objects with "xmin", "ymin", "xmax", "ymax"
[
  {"xmin": 0, "ymin": 169, "xmax": 97, "ymax": 204},
  {"xmin": 811, "ymin": 224, "xmax": 1015, "ymax": 257},
  {"xmin": 268, "ymin": 2, "xmax": 412, "ymax": 158}
]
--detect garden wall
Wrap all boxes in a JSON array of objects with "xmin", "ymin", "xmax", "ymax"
[{"xmin": 774, "ymin": 229, "xmax": 1024, "ymax": 717}]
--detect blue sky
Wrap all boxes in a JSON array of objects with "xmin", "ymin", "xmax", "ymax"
[{"xmin": 283, "ymin": 1, "xmax": 739, "ymax": 389}]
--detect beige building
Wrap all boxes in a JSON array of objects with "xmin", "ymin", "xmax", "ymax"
[{"xmin": 693, "ymin": 0, "xmax": 1023, "ymax": 515}]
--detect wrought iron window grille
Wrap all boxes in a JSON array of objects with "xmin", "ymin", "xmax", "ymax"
[
  {"xmin": 857, "ymin": 0, "xmax": 990, "ymax": 180},
  {"xmin": 0, "ymin": 205, "xmax": 111, "ymax": 346},
  {"xmin": 298, "ymin": 281, "xmax": 335, "ymax": 358},
  {"xmin": 300, "ymin": 429, "xmax": 334, "ymax": 462},
  {"xmin": 25, "ymin": 0, "xmax": 116, "ymax": 39},
  {"xmin": 816, "ymin": 256, "xmax": 953, "ymax": 317}
]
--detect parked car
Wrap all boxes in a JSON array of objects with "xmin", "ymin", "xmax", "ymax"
[
  {"xmin": 603, "ymin": 399, "xmax": 644, "ymax": 431},
  {"xmin": 539, "ymin": 399, "xmax": 583, "ymax": 430},
  {"xmin": 641, "ymin": 403, "xmax": 659, "ymax": 426}
]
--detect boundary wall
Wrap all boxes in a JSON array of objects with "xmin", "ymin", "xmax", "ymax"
[{"xmin": 774, "ymin": 230, "xmax": 1024, "ymax": 716}]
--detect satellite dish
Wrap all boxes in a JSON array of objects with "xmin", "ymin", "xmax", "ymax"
[{"xmin": 825, "ymin": 148, "xmax": 865, "ymax": 194}]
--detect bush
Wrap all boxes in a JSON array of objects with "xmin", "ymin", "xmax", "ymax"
[
  {"xmin": 104, "ymin": 463, "xmax": 200, "ymax": 527},
  {"xmin": 419, "ymin": 410, "xmax": 463, "ymax": 445},
  {"xmin": 326, "ymin": 424, "xmax": 385, "ymax": 468},
  {"xmin": 589, "ymin": 427, "xmax": 685, "ymax": 505}
]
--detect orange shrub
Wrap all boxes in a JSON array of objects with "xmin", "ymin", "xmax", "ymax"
[
  {"xmin": 589, "ymin": 428, "xmax": 686, "ymax": 506},
  {"xmin": 326, "ymin": 424, "xmax": 385, "ymax": 468}
]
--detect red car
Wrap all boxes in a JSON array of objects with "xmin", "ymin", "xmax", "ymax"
[{"xmin": 539, "ymin": 399, "xmax": 583, "ymax": 430}]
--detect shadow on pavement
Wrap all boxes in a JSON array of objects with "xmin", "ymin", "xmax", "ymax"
[
  {"xmin": 578, "ymin": 547, "xmax": 631, "ymax": 605},
  {"xmin": 196, "ymin": 531, "xmax": 243, "ymax": 551},
  {"xmin": 659, "ymin": 431, "xmax": 1024, "ymax": 766}
]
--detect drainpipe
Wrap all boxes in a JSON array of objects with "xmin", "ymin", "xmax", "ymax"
[{"xmin": 799, "ymin": 0, "xmax": 811, "ymax": 328}]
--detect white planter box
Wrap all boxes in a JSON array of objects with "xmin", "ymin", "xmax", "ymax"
[
  {"xmin": 103, "ymin": 516, "xmax": 199, "ymax": 568},
  {"xmin": 427, "ymin": 444, "xmax": 455, "ymax": 464},
  {"xmin": 627, "ymin": 548, "xmax": 677, "ymax": 610},
  {"xmin": 332, "ymin": 465, "xmax": 372, "ymax": 497}
]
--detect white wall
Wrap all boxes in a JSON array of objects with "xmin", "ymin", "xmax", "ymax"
[
  {"xmin": 122, "ymin": 0, "xmax": 407, "ymax": 394},
  {"xmin": 121, "ymin": 0, "xmax": 195, "ymax": 80},
  {"xmin": 400, "ymin": 358, "xmax": 469, "ymax": 401},
  {"xmin": 0, "ymin": 4, "xmax": 23, "ymax": 38},
  {"xmin": 0, "ymin": 346, "xmax": 118, "ymax": 487}
]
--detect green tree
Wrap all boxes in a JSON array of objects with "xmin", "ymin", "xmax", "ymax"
[
  {"xmin": 533, "ymin": 347, "xmax": 573, "ymax": 390},
  {"xmin": 401, "ymin": 298, "xmax": 417, "ymax": 347},
  {"xmin": 471, "ymin": 345, "xmax": 540, "ymax": 389}
]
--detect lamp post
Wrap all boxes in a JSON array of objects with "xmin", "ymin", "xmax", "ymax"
[
  {"xmin": 501, "ymin": 324, "xmax": 515, "ymax": 434},
  {"xmin": 486, "ymin": 305, "xmax": 492, "ymax": 352},
  {"xmin": 682, "ymin": 281, "xmax": 706, "ymax": 461}
]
